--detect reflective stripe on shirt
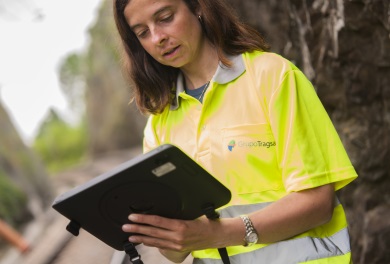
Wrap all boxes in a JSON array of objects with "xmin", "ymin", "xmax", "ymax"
[
  {"xmin": 193, "ymin": 227, "xmax": 350, "ymax": 264},
  {"xmin": 192, "ymin": 199, "xmax": 349, "ymax": 264}
]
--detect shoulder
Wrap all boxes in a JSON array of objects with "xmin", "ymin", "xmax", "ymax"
[
  {"xmin": 242, "ymin": 51, "xmax": 297, "ymax": 77},
  {"xmin": 240, "ymin": 51, "xmax": 302, "ymax": 98}
]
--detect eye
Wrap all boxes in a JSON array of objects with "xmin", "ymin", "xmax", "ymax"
[
  {"xmin": 160, "ymin": 14, "xmax": 173, "ymax": 23},
  {"xmin": 136, "ymin": 28, "xmax": 149, "ymax": 38}
]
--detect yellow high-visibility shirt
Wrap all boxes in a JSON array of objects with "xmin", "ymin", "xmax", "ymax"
[{"xmin": 143, "ymin": 51, "xmax": 357, "ymax": 263}]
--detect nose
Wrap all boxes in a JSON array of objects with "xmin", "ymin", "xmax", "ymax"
[{"xmin": 150, "ymin": 27, "xmax": 167, "ymax": 46}]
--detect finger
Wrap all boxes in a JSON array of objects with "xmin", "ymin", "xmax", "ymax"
[
  {"xmin": 122, "ymin": 219, "xmax": 191, "ymax": 251},
  {"xmin": 122, "ymin": 220, "xmax": 167, "ymax": 238},
  {"xmin": 128, "ymin": 214, "xmax": 180, "ymax": 230},
  {"xmin": 130, "ymin": 234, "xmax": 186, "ymax": 252},
  {"xmin": 123, "ymin": 222, "xmax": 176, "ymax": 240}
]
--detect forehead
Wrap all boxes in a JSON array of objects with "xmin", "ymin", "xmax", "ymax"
[{"xmin": 124, "ymin": 0, "xmax": 182, "ymax": 24}]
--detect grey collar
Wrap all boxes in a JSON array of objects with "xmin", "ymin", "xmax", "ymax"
[{"xmin": 170, "ymin": 54, "xmax": 246, "ymax": 110}]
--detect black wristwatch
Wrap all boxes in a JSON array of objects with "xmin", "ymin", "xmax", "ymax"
[{"xmin": 240, "ymin": 215, "xmax": 258, "ymax": 247}]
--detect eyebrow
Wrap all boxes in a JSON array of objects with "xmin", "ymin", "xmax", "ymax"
[{"xmin": 130, "ymin": 6, "xmax": 173, "ymax": 31}]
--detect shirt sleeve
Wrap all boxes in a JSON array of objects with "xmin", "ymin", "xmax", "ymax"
[
  {"xmin": 268, "ymin": 67, "xmax": 357, "ymax": 192},
  {"xmin": 143, "ymin": 115, "xmax": 160, "ymax": 154}
]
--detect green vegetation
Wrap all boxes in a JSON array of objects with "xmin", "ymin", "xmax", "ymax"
[
  {"xmin": 32, "ymin": 109, "xmax": 88, "ymax": 174},
  {"xmin": 0, "ymin": 172, "xmax": 27, "ymax": 225},
  {"xmin": 58, "ymin": 52, "xmax": 86, "ymax": 116}
]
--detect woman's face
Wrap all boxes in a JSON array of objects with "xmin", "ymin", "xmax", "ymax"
[{"xmin": 124, "ymin": 0, "xmax": 203, "ymax": 69}]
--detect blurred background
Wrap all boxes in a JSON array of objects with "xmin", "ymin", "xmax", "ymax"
[{"xmin": 0, "ymin": 0, "xmax": 389, "ymax": 263}]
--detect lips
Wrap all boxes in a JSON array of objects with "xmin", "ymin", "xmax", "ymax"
[{"xmin": 162, "ymin": 46, "xmax": 179, "ymax": 57}]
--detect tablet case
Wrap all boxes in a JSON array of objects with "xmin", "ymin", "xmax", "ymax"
[{"xmin": 52, "ymin": 144, "xmax": 231, "ymax": 251}]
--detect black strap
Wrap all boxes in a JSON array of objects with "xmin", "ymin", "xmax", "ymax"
[
  {"xmin": 66, "ymin": 220, "xmax": 80, "ymax": 236},
  {"xmin": 124, "ymin": 242, "xmax": 144, "ymax": 264},
  {"xmin": 218, "ymin": 247, "xmax": 230, "ymax": 264},
  {"xmin": 203, "ymin": 204, "xmax": 231, "ymax": 264},
  {"xmin": 203, "ymin": 204, "xmax": 220, "ymax": 220}
]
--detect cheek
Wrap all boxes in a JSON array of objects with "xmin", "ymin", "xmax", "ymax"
[
  {"xmin": 178, "ymin": 26, "xmax": 201, "ymax": 50},
  {"xmin": 141, "ymin": 42, "xmax": 153, "ymax": 54},
  {"xmin": 139, "ymin": 41, "xmax": 157, "ymax": 57},
  {"xmin": 139, "ymin": 42, "xmax": 168, "ymax": 64},
  {"xmin": 174, "ymin": 15, "xmax": 201, "ymax": 41}
]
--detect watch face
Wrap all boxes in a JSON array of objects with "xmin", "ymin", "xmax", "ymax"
[{"xmin": 247, "ymin": 233, "xmax": 258, "ymax": 243}]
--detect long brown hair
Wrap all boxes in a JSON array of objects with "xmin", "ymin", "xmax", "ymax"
[{"xmin": 113, "ymin": 0, "xmax": 269, "ymax": 114}]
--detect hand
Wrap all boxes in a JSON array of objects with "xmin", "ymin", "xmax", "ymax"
[
  {"xmin": 122, "ymin": 213, "xmax": 245, "ymax": 263},
  {"xmin": 122, "ymin": 214, "xmax": 225, "ymax": 252}
]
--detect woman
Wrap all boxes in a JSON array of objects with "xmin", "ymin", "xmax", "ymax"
[{"xmin": 113, "ymin": 0, "xmax": 357, "ymax": 263}]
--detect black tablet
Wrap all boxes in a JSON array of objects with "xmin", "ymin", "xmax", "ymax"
[{"xmin": 52, "ymin": 144, "xmax": 231, "ymax": 251}]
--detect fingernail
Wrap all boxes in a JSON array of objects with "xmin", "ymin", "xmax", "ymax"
[
  {"xmin": 129, "ymin": 236, "xmax": 137, "ymax": 243},
  {"xmin": 129, "ymin": 214, "xmax": 138, "ymax": 221}
]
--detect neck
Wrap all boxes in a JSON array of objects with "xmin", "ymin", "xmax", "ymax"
[{"xmin": 181, "ymin": 41, "xmax": 219, "ymax": 90}]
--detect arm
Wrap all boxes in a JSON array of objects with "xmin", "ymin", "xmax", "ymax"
[
  {"xmin": 122, "ymin": 183, "xmax": 335, "ymax": 262},
  {"xmin": 158, "ymin": 249, "xmax": 190, "ymax": 263},
  {"xmin": 249, "ymin": 183, "xmax": 334, "ymax": 243}
]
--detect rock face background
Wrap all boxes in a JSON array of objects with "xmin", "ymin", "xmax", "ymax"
[
  {"xmin": 83, "ymin": 0, "xmax": 147, "ymax": 157},
  {"xmin": 0, "ymin": 102, "xmax": 52, "ymax": 225},
  {"xmin": 225, "ymin": 0, "xmax": 389, "ymax": 263}
]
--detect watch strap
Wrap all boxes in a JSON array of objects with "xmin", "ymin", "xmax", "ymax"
[{"xmin": 239, "ymin": 215, "xmax": 258, "ymax": 247}]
